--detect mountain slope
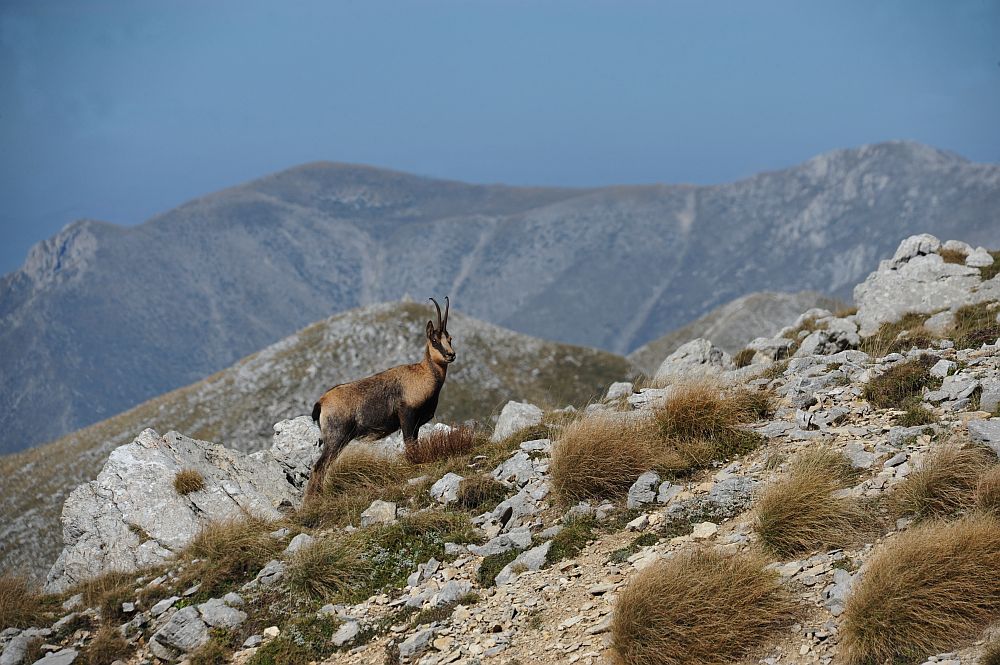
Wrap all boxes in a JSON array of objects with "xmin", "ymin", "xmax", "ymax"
[
  {"xmin": 3, "ymin": 141, "xmax": 1000, "ymax": 451},
  {"xmin": 628, "ymin": 291, "xmax": 843, "ymax": 374},
  {"xmin": 0, "ymin": 302, "xmax": 630, "ymax": 580}
]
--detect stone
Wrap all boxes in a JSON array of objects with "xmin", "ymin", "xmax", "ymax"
[
  {"xmin": 924, "ymin": 311, "xmax": 954, "ymax": 336},
  {"xmin": 966, "ymin": 247, "xmax": 995, "ymax": 268},
  {"xmin": 264, "ymin": 416, "xmax": 322, "ymax": 489},
  {"xmin": 968, "ymin": 419, "xmax": 1000, "ymax": 455},
  {"xmin": 468, "ymin": 529, "xmax": 532, "ymax": 557},
  {"xmin": 283, "ymin": 533, "xmax": 315, "ymax": 555},
  {"xmin": 150, "ymin": 606, "xmax": 209, "ymax": 661},
  {"xmin": 429, "ymin": 473, "xmax": 464, "ymax": 504},
  {"xmin": 626, "ymin": 471, "xmax": 660, "ymax": 509},
  {"xmin": 519, "ymin": 438, "xmax": 551, "ymax": 453},
  {"xmin": 45, "ymin": 428, "xmax": 301, "ymax": 593},
  {"xmin": 493, "ymin": 452, "xmax": 535, "ymax": 487},
  {"xmin": 331, "ymin": 620, "xmax": 360, "ymax": 647},
  {"xmin": 657, "ymin": 481, "xmax": 681, "ymax": 504},
  {"xmin": 691, "ymin": 522, "xmax": 719, "ymax": 540},
  {"xmin": 262, "ymin": 626, "xmax": 280, "ymax": 639},
  {"xmin": 491, "ymin": 401, "xmax": 544, "ymax": 442},
  {"xmin": 883, "ymin": 452, "xmax": 908, "ymax": 468},
  {"xmin": 222, "ymin": 592, "xmax": 244, "ymax": 606},
  {"xmin": 197, "ymin": 597, "xmax": 248, "ymax": 629},
  {"xmin": 431, "ymin": 580, "xmax": 472, "ymax": 607},
  {"xmin": 242, "ymin": 635, "xmax": 263, "ymax": 648},
  {"xmin": 31, "ymin": 651, "xmax": 78, "ymax": 665},
  {"xmin": 494, "ymin": 541, "xmax": 552, "ymax": 585},
  {"xmin": 360, "ymin": 500, "xmax": 397, "ymax": 527},
  {"xmin": 150, "ymin": 596, "xmax": 180, "ymax": 617},
  {"xmin": 891, "ymin": 233, "xmax": 941, "ymax": 266},
  {"xmin": 605, "ymin": 382, "xmax": 634, "ymax": 400},
  {"xmin": 979, "ymin": 379, "xmax": 1000, "ymax": 414},
  {"xmin": 398, "ymin": 627, "xmax": 435, "ymax": 659},
  {"xmin": 654, "ymin": 338, "xmax": 734, "ymax": 382},
  {"xmin": 929, "ymin": 359, "xmax": 955, "ymax": 378},
  {"xmin": 247, "ymin": 560, "xmax": 285, "ymax": 588},
  {"xmin": 843, "ymin": 442, "xmax": 875, "ymax": 469}
]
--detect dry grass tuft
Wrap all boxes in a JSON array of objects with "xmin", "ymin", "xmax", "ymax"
[
  {"xmin": 549, "ymin": 413, "xmax": 679, "ymax": 505},
  {"xmin": 653, "ymin": 383, "xmax": 769, "ymax": 463},
  {"xmin": 863, "ymin": 354, "xmax": 938, "ymax": 409},
  {"xmin": 173, "ymin": 468, "xmax": 206, "ymax": 495},
  {"xmin": 182, "ymin": 515, "xmax": 283, "ymax": 595},
  {"xmin": 611, "ymin": 549, "xmax": 796, "ymax": 665},
  {"xmin": 286, "ymin": 536, "xmax": 362, "ymax": 600},
  {"xmin": 982, "ymin": 637, "xmax": 1000, "ymax": 665},
  {"xmin": 321, "ymin": 447, "xmax": 407, "ymax": 495},
  {"xmin": 953, "ymin": 301, "xmax": 1000, "ymax": 350},
  {"xmin": 733, "ymin": 348, "xmax": 755, "ymax": 368},
  {"xmin": 455, "ymin": 475, "xmax": 509, "ymax": 512},
  {"xmin": 82, "ymin": 624, "xmax": 131, "ymax": 665},
  {"xmin": 405, "ymin": 424, "xmax": 477, "ymax": 465},
  {"xmin": 860, "ymin": 313, "xmax": 936, "ymax": 358},
  {"xmin": 0, "ymin": 574, "xmax": 46, "ymax": 629},
  {"xmin": 75, "ymin": 570, "xmax": 136, "ymax": 622},
  {"xmin": 753, "ymin": 448, "xmax": 862, "ymax": 556},
  {"xmin": 841, "ymin": 514, "xmax": 1000, "ymax": 664},
  {"xmin": 976, "ymin": 465, "xmax": 1000, "ymax": 515},
  {"xmin": 894, "ymin": 444, "xmax": 994, "ymax": 519},
  {"xmin": 939, "ymin": 247, "xmax": 968, "ymax": 265}
]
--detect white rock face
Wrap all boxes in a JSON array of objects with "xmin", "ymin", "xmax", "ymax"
[
  {"xmin": 854, "ymin": 234, "xmax": 1000, "ymax": 337},
  {"xmin": 492, "ymin": 401, "xmax": 544, "ymax": 442},
  {"xmin": 45, "ymin": 428, "xmax": 301, "ymax": 593},
  {"xmin": 654, "ymin": 338, "xmax": 734, "ymax": 382}
]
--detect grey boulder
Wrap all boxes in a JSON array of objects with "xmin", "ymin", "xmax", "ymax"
[
  {"xmin": 150, "ymin": 606, "xmax": 209, "ymax": 661},
  {"xmin": 654, "ymin": 338, "xmax": 734, "ymax": 383},
  {"xmin": 492, "ymin": 401, "xmax": 544, "ymax": 442}
]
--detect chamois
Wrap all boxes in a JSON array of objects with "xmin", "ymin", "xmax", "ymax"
[{"xmin": 305, "ymin": 297, "xmax": 457, "ymax": 497}]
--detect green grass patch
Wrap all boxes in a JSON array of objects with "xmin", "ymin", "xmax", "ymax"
[{"xmin": 545, "ymin": 516, "xmax": 597, "ymax": 565}]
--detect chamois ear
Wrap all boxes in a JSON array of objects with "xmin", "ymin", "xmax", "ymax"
[{"xmin": 426, "ymin": 320, "xmax": 436, "ymax": 338}]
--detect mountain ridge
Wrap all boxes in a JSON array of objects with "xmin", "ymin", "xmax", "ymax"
[{"xmin": 2, "ymin": 140, "xmax": 998, "ymax": 452}]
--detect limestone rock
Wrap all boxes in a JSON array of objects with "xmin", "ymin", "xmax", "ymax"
[
  {"xmin": 492, "ymin": 401, "xmax": 544, "ymax": 442},
  {"xmin": 45, "ymin": 429, "xmax": 299, "ymax": 593},
  {"xmin": 430, "ymin": 473, "xmax": 464, "ymax": 504},
  {"xmin": 150, "ymin": 606, "xmax": 209, "ymax": 661},
  {"xmin": 360, "ymin": 500, "xmax": 398, "ymax": 527},
  {"xmin": 197, "ymin": 597, "xmax": 248, "ymax": 629},
  {"xmin": 654, "ymin": 338, "xmax": 734, "ymax": 382},
  {"xmin": 626, "ymin": 471, "xmax": 660, "ymax": 509},
  {"xmin": 494, "ymin": 541, "xmax": 552, "ymax": 586}
]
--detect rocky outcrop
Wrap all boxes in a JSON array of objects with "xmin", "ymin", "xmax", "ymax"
[
  {"xmin": 44, "ymin": 423, "xmax": 318, "ymax": 593},
  {"xmin": 654, "ymin": 338, "xmax": 734, "ymax": 383},
  {"xmin": 854, "ymin": 233, "xmax": 1000, "ymax": 337}
]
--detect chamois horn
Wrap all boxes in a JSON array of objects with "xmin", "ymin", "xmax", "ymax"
[
  {"xmin": 429, "ymin": 297, "xmax": 443, "ymax": 331},
  {"xmin": 443, "ymin": 296, "xmax": 450, "ymax": 330}
]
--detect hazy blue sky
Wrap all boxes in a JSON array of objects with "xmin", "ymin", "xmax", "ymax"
[{"xmin": 1, "ymin": 0, "xmax": 998, "ymax": 275}]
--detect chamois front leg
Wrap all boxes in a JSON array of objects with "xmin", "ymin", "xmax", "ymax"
[{"xmin": 399, "ymin": 407, "xmax": 420, "ymax": 462}]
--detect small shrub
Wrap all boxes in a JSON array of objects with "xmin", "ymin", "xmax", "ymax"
[
  {"xmin": 753, "ymin": 449, "xmax": 862, "ymax": 556},
  {"xmin": 0, "ymin": 574, "xmax": 46, "ymax": 629},
  {"xmin": 733, "ymin": 348, "xmax": 755, "ymax": 368},
  {"xmin": 897, "ymin": 398, "xmax": 938, "ymax": 426},
  {"xmin": 182, "ymin": 515, "xmax": 283, "ymax": 596},
  {"xmin": 894, "ymin": 444, "xmax": 994, "ymax": 519},
  {"xmin": 82, "ymin": 625, "xmax": 131, "ymax": 665},
  {"xmin": 611, "ymin": 549, "xmax": 796, "ymax": 665},
  {"xmin": 455, "ymin": 475, "xmax": 509, "ymax": 512},
  {"xmin": 841, "ymin": 515, "xmax": 1000, "ymax": 664},
  {"xmin": 405, "ymin": 424, "xmax": 476, "ymax": 465},
  {"xmin": 761, "ymin": 359, "xmax": 789, "ymax": 381},
  {"xmin": 173, "ymin": 468, "xmax": 205, "ymax": 495},
  {"xmin": 976, "ymin": 465, "xmax": 1000, "ymax": 515},
  {"xmin": 938, "ymin": 247, "xmax": 968, "ymax": 264},
  {"xmin": 477, "ymin": 549, "xmax": 520, "ymax": 587},
  {"xmin": 549, "ymin": 413, "xmax": 674, "ymax": 505},
  {"xmin": 982, "ymin": 637, "xmax": 1000, "ymax": 665},
  {"xmin": 247, "ymin": 614, "xmax": 341, "ymax": 665},
  {"xmin": 286, "ymin": 536, "xmax": 362, "ymax": 601},
  {"xmin": 545, "ymin": 515, "xmax": 596, "ymax": 565},
  {"xmin": 863, "ymin": 354, "xmax": 938, "ymax": 409}
]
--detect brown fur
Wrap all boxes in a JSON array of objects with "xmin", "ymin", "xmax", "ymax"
[{"xmin": 305, "ymin": 298, "xmax": 456, "ymax": 497}]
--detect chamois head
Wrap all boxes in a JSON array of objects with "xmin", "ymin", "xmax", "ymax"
[{"xmin": 426, "ymin": 297, "xmax": 456, "ymax": 364}]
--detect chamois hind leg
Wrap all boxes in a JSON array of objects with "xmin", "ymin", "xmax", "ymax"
[
  {"xmin": 305, "ymin": 419, "xmax": 353, "ymax": 498},
  {"xmin": 399, "ymin": 408, "xmax": 420, "ymax": 463}
]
